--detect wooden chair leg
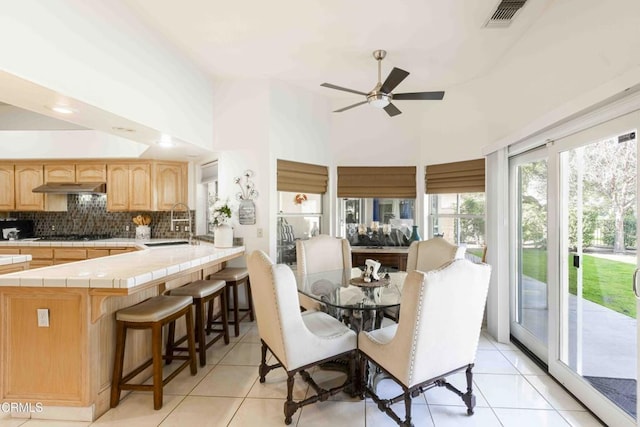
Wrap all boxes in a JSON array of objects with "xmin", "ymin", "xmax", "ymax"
[
  {"xmin": 232, "ymin": 283, "xmax": 240, "ymax": 337},
  {"xmin": 194, "ymin": 298, "xmax": 207, "ymax": 367},
  {"xmin": 206, "ymin": 296, "xmax": 214, "ymax": 336},
  {"xmin": 284, "ymin": 373, "xmax": 296, "ymax": 425},
  {"xmin": 246, "ymin": 278, "xmax": 254, "ymax": 321},
  {"xmin": 402, "ymin": 389, "xmax": 413, "ymax": 427},
  {"xmin": 259, "ymin": 341, "xmax": 269, "ymax": 382},
  {"xmin": 110, "ymin": 321, "xmax": 126, "ymax": 408},
  {"xmin": 221, "ymin": 289, "xmax": 230, "ymax": 344},
  {"xmin": 463, "ymin": 365, "xmax": 476, "ymax": 415},
  {"xmin": 185, "ymin": 306, "xmax": 198, "ymax": 375},
  {"xmin": 152, "ymin": 322, "xmax": 163, "ymax": 410},
  {"xmin": 165, "ymin": 319, "xmax": 176, "ymax": 365}
]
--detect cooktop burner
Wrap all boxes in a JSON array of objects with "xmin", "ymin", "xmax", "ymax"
[{"xmin": 37, "ymin": 234, "xmax": 112, "ymax": 241}]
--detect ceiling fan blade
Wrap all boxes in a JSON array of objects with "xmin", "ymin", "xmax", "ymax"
[
  {"xmin": 393, "ymin": 91, "xmax": 445, "ymax": 100},
  {"xmin": 321, "ymin": 83, "xmax": 368, "ymax": 96},
  {"xmin": 383, "ymin": 103, "xmax": 402, "ymax": 117},
  {"xmin": 334, "ymin": 101, "xmax": 368, "ymax": 113},
  {"xmin": 380, "ymin": 67, "xmax": 410, "ymax": 94}
]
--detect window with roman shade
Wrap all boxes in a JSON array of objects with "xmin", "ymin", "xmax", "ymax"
[
  {"xmin": 425, "ymin": 158, "xmax": 486, "ymax": 254},
  {"xmin": 425, "ymin": 158, "xmax": 485, "ymax": 194},
  {"xmin": 337, "ymin": 166, "xmax": 416, "ymax": 198},
  {"xmin": 277, "ymin": 159, "xmax": 328, "ymax": 194},
  {"xmin": 276, "ymin": 159, "xmax": 328, "ymax": 265}
]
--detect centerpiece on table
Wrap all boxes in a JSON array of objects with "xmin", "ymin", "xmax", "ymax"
[
  {"xmin": 132, "ymin": 214, "xmax": 151, "ymax": 240},
  {"xmin": 211, "ymin": 199, "xmax": 234, "ymax": 248}
]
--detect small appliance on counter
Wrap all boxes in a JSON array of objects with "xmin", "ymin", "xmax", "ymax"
[{"xmin": 0, "ymin": 219, "xmax": 35, "ymax": 240}]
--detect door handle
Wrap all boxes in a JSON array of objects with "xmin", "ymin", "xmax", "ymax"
[
  {"xmin": 633, "ymin": 268, "xmax": 640, "ymax": 298},
  {"xmin": 573, "ymin": 254, "xmax": 580, "ymax": 269}
]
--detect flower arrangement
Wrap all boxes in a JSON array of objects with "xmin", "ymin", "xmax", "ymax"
[
  {"xmin": 294, "ymin": 193, "xmax": 307, "ymax": 205},
  {"xmin": 211, "ymin": 199, "xmax": 233, "ymax": 227},
  {"xmin": 234, "ymin": 170, "xmax": 259, "ymax": 201}
]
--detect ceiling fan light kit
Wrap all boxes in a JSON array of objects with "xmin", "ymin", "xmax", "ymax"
[{"xmin": 321, "ymin": 49, "xmax": 445, "ymax": 117}]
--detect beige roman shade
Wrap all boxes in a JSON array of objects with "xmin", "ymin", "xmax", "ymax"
[
  {"xmin": 277, "ymin": 159, "xmax": 328, "ymax": 194},
  {"xmin": 425, "ymin": 158, "xmax": 485, "ymax": 194},
  {"xmin": 337, "ymin": 166, "xmax": 416, "ymax": 198}
]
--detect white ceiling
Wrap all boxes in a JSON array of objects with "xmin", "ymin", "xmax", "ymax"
[
  {"xmin": 122, "ymin": 0, "xmax": 550, "ymax": 100},
  {"xmin": 2, "ymin": 0, "xmax": 639, "ymax": 162}
]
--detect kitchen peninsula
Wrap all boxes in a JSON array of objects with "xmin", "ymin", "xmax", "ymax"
[{"xmin": 0, "ymin": 240, "xmax": 244, "ymax": 422}]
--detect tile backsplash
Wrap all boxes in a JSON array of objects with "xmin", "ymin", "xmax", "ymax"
[{"xmin": 8, "ymin": 194, "xmax": 195, "ymax": 239}]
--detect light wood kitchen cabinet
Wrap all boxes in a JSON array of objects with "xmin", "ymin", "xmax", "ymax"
[
  {"xmin": 14, "ymin": 164, "xmax": 44, "ymax": 211},
  {"xmin": 106, "ymin": 162, "xmax": 151, "ymax": 211},
  {"xmin": 0, "ymin": 164, "xmax": 15, "ymax": 210},
  {"xmin": 76, "ymin": 163, "xmax": 106, "ymax": 182},
  {"xmin": 154, "ymin": 161, "xmax": 188, "ymax": 211},
  {"xmin": 19, "ymin": 247, "xmax": 54, "ymax": 268},
  {"xmin": 45, "ymin": 163, "xmax": 107, "ymax": 183},
  {"xmin": 44, "ymin": 164, "xmax": 75, "ymax": 182}
]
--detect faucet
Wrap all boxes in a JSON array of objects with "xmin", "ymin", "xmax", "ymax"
[{"xmin": 170, "ymin": 202, "xmax": 193, "ymax": 244}]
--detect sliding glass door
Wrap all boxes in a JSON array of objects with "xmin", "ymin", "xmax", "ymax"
[
  {"xmin": 510, "ymin": 148, "xmax": 549, "ymax": 361},
  {"xmin": 509, "ymin": 108, "xmax": 640, "ymax": 425},
  {"xmin": 550, "ymin": 112, "xmax": 639, "ymax": 426}
]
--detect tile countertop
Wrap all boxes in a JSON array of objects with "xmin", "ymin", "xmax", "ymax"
[
  {"xmin": 0, "ymin": 241, "xmax": 244, "ymax": 290},
  {"xmin": 0, "ymin": 254, "xmax": 32, "ymax": 265}
]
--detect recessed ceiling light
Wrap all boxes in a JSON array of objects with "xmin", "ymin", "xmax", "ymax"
[
  {"xmin": 112, "ymin": 126, "xmax": 136, "ymax": 133},
  {"xmin": 50, "ymin": 105, "xmax": 75, "ymax": 114},
  {"xmin": 157, "ymin": 134, "xmax": 175, "ymax": 148}
]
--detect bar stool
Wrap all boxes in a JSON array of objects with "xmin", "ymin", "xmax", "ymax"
[
  {"xmin": 209, "ymin": 267, "xmax": 254, "ymax": 336},
  {"xmin": 166, "ymin": 279, "xmax": 230, "ymax": 367},
  {"xmin": 110, "ymin": 295, "xmax": 197, "ymax": 410}
]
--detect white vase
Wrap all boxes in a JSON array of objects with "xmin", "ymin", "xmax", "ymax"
[
  {"xmin": 214, "ymin": 224, "xmax": 233, "ymax": 248},
  {"xmin": 135, "ymin": 225, "xmax": 151, "ymax": 240}
]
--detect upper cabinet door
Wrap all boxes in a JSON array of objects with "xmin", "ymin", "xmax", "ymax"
[
  {"xmin": 76, "ymin": 163, "xmax": 106, "ymax": 183},
  {"xmin": 0, "ymin": 164, "xmax": 15, "ymax": 210},
  {"xmin": 44, "ymin": 164, "xmax": 75, "ymax": 183},
  {"xmin": 106, "ymin": 164, "xmax": 130, "ymax": 211},
  {"xmin": 129, "ymin": 163, "xmax": 152, "ymax": 211},
  {"xmin": 155, "ymin": 162, "xmax": 187, "ymax": 211},
  {"xmin": 15, "ymin": 164, "xmax": 43, "ymax": 211}
]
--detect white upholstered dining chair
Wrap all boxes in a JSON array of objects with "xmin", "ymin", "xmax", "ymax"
[
  {"xmin": 384, "ymin": 237, "xmax": 466, "ymax": 323},
  {"xmin": 405, "ymin": 236, "xmax": 466, "ymax": 271},
  {"xmin": 296, "ymin": 234, "xmax": 352, "ymax": 311},
  {"xmin": 247, "ymin": 250, "xmax": 358, "ymax": 425},
  {"xmin": 359, "ymin": 258, "xmax": 491, "ymax": 426}
]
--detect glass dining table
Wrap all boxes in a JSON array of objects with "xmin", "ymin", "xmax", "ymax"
[{"xmin": 296, "ymin": 268, "xmax": 407, "ymax": 332}]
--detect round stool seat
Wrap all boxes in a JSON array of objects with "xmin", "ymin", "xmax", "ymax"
[
  {"xmin": 170, "ymin": 279, "xmax": 226, "ymax": 298},
  {"xmin": 116, "ymin": 295, "xmax": 193, "ymax": 323},
  {"xmin": 209, "ymin": 268, "xmax": 248, "ymax": 281}
]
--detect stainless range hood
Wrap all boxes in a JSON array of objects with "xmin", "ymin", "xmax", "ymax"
[{"xmin": 32, "ymin": 182, "xmax": 106, "ymax": 194}]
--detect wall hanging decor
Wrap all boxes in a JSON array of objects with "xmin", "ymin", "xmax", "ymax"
[{"xmin": 235, "ymin": 170, "xmax": 258, "ymax": 225}]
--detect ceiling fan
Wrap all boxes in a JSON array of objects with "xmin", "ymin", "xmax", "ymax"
[{"xmin": 321, "ymin": 50, "xmax": 444, "ymax": 117}]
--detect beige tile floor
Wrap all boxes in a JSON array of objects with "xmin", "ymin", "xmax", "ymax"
[{"xmin": 1, "ymin": 322, "xmax": 605, "ymax": 427}]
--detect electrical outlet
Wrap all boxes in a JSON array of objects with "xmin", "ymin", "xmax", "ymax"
[
  {"xmin": 51, "ymin": 225, "xmax": 55, "ymax": 231},
  {"xmin": 175, "ymin": 225, "xmax": 180, "ymax": 232},
  {"xmin": 125, "ymin": 225, "xmax": 130, "ymax": 232},
  {"xmin": 37, "ymin": 308, "xmax": 49, "ymax": 327},
  {"xmin": 257, "ymin": 228, "xmax": 263, "ymax": 238}
]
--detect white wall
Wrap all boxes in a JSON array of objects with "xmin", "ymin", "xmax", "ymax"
[
  {"xmin": 208, "ymin": 78, "xmax": 333, "ymax": 262},
  {"xmin": 0, "ymin": 0, "xmax": 213, "ymax": 149}
]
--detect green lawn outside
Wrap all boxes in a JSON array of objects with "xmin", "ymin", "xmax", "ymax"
[{"xmin": 521, "ymin": 248, "xmax": 636, "ymax": 318}]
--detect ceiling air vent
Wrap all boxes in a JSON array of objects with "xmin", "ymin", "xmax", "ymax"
[{"xmin": 484, "ymin": 0, "xmax": 527, "ymax": 28}]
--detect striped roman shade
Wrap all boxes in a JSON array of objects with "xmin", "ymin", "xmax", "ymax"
[
  {"xmin": 337, "ymin": 166, "xmax": 416, "ymax": 198},
  {"xmin": 425, "ymin": 158, "xmax": 485, "ymax": 194},
  {"xmin": 277, "ymin": 159, "xmax": 328, "ymax": 194}
]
